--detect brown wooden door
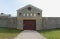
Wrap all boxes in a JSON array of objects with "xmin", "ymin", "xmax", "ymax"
[{"xmin": 23, "ymin": 20, "xmax": 36, "ymax": 30}]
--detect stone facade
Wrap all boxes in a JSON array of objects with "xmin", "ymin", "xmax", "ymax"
[
  {"xmin": 17, "ymin": 5, "xmax": 42, "ymax": 30},
  {"xmin": 0, "ymin": 5, "xmax": 60, "ymax": 30}
]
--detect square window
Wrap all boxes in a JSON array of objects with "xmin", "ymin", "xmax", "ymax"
[
  {"xmin": 27, "ymin": 14, "xmax": 29, "ymax": 16},
  {"xmin": 37, "ymin": 13, "xmax": 40, "ymax": 15},
  {"xmin": 30, "ymin": 13, "xmax": 32, "ymax": 16},
  {"xmin": 19, "ymin": 13, "xmax": 22, "ymax": 15},
  {"xmin": 23, "ymin": 14, "xmax": 25, "ymax": 16},
  {"xmin": 34, "ymin": 14, "xmax": 36, "ymax": 16},
  {"xmin": 28, "ymin": 7, "xmax": 31, "ymax": 11}
]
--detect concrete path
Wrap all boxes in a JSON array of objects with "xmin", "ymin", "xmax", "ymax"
[{"xmin": 14, "ymin": 30, "xmax": 47, "ymax": 39}]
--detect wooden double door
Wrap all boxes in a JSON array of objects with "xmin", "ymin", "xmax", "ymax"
[{"xmin": 23, "ymin": 20, "xmax": 36, "ymax": 30}]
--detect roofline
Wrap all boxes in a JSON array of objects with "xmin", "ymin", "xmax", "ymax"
[{"xmin": 16, "ymin": 4, "xmax": 42, "ymax": 11}]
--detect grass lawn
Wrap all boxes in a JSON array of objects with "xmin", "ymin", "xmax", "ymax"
[
  {"xmin": 0, "ymin": 27, "xmax": 22, "ymax": 39},
  {"xmin": 0, "ymin": 27, "xmax": 60, "ymax": 39},
  {"xmin": 38, "ymin": 29, "xmax": 60, "ymax": 39}
]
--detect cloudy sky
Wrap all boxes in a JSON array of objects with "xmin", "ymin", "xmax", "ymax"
[{"xmin": 0, "ymin": 0, "xmax": 60, "ymax": 17}]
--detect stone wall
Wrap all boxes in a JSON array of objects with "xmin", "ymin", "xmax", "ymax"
[
  {"xmin": 55, "ymin": 17, "xmax": 60, "ymax": 28},
  {"xmin": 0, "ymin": 14, "xmax": 60, "ymax": 30},
  {"xmin": 0, "ymin": 16, "xmax": 8, "ymax": 27},
  {"xmin": 0, "ymin": 16, "xmax": 17, "ymax": 29},
  {"xmin": 7, "ymin": 17, "xmax": 17, "ymax": 28},
  {"xmin": 42, "ymin": 17, "xmax": 60, "ymax": 29}
]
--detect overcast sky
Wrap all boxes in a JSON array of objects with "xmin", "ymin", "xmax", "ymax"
[{"xmin": 0, "ymin": 0, "xmax": 60, "ymax": 17}]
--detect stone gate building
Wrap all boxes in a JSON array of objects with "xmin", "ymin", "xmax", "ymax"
[{"xmin": 0, "ymin": 4, "xmax": 60, "ymax": 30}]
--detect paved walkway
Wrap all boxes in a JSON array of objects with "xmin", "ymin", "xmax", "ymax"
[{"xmin": 14, "ymin": 30, "xmax": 47, "ymax": 39}]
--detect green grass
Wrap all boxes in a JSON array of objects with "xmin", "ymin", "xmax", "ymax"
[
  {"xmin": 0, "ymin": 27, "xmax": 22, "ymax": 39},
  {"xmin": 38, "ymin": 29, "xmax": 60, "ymax": 39},
  {"xmin": 0, "ymin": 27, "xmax": 60, "ymax": 39}
]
